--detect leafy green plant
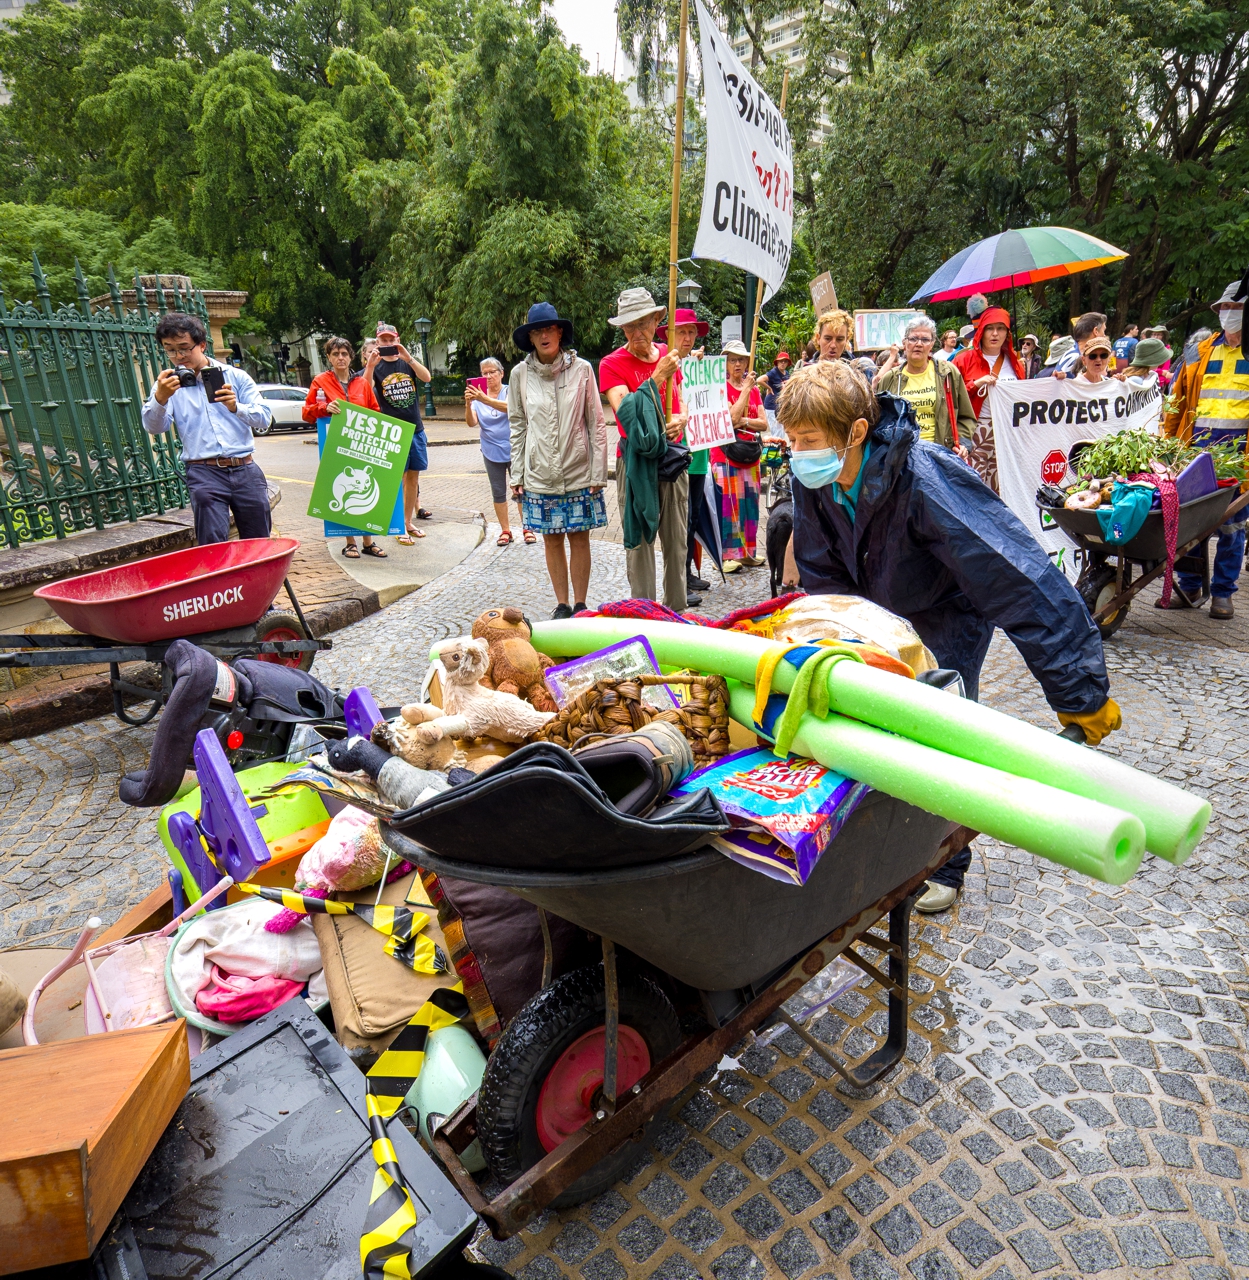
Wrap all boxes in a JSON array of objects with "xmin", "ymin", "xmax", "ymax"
[
  {"xmin": 1075, "ymin": 428, "xmax": 1246, "ymax": 484},
  {"xmin": 755, "ymin": 302, "xmax": 816, "ymax": 368}
]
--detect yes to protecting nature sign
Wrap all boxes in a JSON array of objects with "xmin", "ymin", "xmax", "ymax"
[
  {"xmin": 682, "ymin": 355, "xmax": 736, "ymax": 452},
  {"xmin": 307, "ymin": 404, "xmax": 415, "ymax": 534}
]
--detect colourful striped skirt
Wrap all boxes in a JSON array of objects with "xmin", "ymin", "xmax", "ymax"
[{"xmin": 712, "ymin": 459, "xmax": 760, "ymax": 560}]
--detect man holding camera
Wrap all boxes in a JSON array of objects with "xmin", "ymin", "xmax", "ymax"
[{"xmin": 142, "ymin": 313, "xmax": 272, "ymax": 545}]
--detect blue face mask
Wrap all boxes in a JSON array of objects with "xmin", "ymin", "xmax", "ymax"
[{"xmin": 790, "ymin": 446, "xmax": 844, "ymax": 489}]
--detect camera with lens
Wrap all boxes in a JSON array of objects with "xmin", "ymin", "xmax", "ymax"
[{"xmin": 172, "ymin": 366, "xmax": 198, "ymax": 389}]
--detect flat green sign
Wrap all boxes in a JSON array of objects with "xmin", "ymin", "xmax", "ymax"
[{"xmin": 307, "ymin": 404, "xmax": 415, "ymax": 534}]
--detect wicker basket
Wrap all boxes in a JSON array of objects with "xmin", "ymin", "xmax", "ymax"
[{"xmin": 532, "ymin": 673, "xmax": 732, "ymax": 764}]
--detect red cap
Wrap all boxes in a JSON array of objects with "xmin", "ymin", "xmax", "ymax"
[{"xmin": 777, "ymin": 351, "xmax": 791, "ymax": 361}]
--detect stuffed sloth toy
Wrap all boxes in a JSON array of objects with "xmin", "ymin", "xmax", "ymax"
[{"xmin": 405, "ymin": 638, "xmax": 554, "ymax": 744}]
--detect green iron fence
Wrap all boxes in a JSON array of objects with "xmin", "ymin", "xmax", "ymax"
[{"xmin": 0, "ymin": 254, "xmax": 207, "ymax": 550}]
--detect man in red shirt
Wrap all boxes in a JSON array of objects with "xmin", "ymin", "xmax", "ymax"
[{"xmin": 599, "ymin": 288, "xmax": 694, "ymax": 609}]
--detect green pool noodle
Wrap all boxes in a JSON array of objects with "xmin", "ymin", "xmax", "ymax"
[
  {"xmin": 725, "ymin": 681, "xmax": 1144, "ymax": 886},
  {"xmin": 528, "ymin": 617, "xmax": 1209, "ymax": 865}
]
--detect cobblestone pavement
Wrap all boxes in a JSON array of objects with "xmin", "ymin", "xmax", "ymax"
[{"xmin": 5, "ymin": 471, "xmax": 1249, "ymax": 1280}]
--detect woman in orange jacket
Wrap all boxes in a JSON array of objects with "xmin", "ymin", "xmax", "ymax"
[{"xmin": 303, "ymin": 337, "xmax": 386, "ymax": 558}]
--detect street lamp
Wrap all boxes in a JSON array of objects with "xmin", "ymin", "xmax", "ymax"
[
  {"xmin": 676, "ymin": 278, "xmax": 702, "ymax": 308},
  {"xmin": 413, "ymin": 316, "xmax": 436, "ymax": 418}
]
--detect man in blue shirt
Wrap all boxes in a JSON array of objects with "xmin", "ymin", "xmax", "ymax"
[
  {"xmin": 1053, "ymin": 311, "xmax": 1107, "ymax": 379},
  {"xmin": 1112, "ymin": 323, "xmax": 1139, "ymax": 367},
  {"xmin": 141, "ymin": 313, "xmax": 272, "ymax": 545}
]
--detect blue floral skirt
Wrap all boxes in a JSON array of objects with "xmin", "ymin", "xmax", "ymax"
[{"xmin": 521, "ymin": 487, "xmax": 608, "ymax": 535}]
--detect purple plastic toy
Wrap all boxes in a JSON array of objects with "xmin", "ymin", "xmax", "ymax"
[
  {"xmin": 344, "ymin": 686, "xmax": 384, "ymax": 738},
  {"xmin": 167, "ymin": 730, "xmax": 271, "ymax": 909}
]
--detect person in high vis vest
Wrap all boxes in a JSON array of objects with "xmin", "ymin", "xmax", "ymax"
[{"xmin": 1162, "ymin": 280, "xmax": 1248, "ymax": 619}]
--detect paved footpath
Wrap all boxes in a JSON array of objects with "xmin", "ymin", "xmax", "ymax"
[{"xmin": 3, "ymin": 501, "xmax": 1249, "ymax": 1279}]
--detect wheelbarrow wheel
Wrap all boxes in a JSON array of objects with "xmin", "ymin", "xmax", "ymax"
[
  {"xmin": 1075, "ymin": 563, "xmax": 1129, "ymax": 639},
  {"xmin": 253, "ymin": 610, "xmax": 314, "ymax": 670},
  {"xmin": 477, "ymin": 963, "xmax": 680, "ymax": 1208}
]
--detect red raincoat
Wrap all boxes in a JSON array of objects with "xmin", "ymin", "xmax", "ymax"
[{"xmin": 952, "ymin": 307, "xmax": 1028, "ymax": 420}]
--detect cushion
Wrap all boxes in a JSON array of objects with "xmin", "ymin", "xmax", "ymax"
[{"xmin": 311, "ymin": 871, "xmax": 451, "ymax": 1054}]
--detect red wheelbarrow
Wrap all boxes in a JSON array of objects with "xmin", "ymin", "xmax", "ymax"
[{"xmin": 0, "ymin": 538, "xmax": 330, "ymax": 726}]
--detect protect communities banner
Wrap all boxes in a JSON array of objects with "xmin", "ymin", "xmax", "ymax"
[
  {"xmin": 692, "ymin": 0, "xmax": 793, "ymax": 302},
  {"xmin": 990, "ymin": 375, "xmax": 1164, "ymax": 573}
]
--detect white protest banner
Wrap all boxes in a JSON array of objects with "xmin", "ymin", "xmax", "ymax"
[
  {"xmin": 692, "ymin": 0, "xmax": 793, "ymax": 302},
  {"xmin": 854, "ymin": 309, "xmax": 926, "ymax": 351},
  {"xmin": 990, "ymin": 375, "xmax": 1164, "ymax": 573},
  {"xmin": 682, "ymin": 354, "xmax": 736, "ymax": 451}
]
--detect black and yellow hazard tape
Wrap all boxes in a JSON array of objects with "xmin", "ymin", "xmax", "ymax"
[
  {"xmin": 359, "ymin": 984, "xmax": 472, "ymax": 1278},
  {"xmin": 360, "ymin": 1093, "xmax": 421, "ymax": 1279},
  {"xmin": 236, "ymin": 883, "xmax": 448, "ymax": 975},
  {"xmin": 365, "ymin": 986, "xmax": 471, "ymax": 1117}
]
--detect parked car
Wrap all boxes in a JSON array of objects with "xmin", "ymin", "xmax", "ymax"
[{"xmin": 254, "ymin": 383, "xmax": 312, "ymax": 434}]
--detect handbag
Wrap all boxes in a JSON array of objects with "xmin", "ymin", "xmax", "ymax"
[
  {"xmin": 723, "ymin": 433, "xmax": 762, "ymax": 466},
  {"xmin": 657, "ymin": 439, "xmax": 691, "ymax": 482}
]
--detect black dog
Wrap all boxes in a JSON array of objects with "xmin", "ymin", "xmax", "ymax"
[
  {"xmin": 766, "ymin": 497, "xmax": 794, "ymax": 599},
  {"xmin": 765, "ymin": 465, "xmax": 795, "ymax": 599}
]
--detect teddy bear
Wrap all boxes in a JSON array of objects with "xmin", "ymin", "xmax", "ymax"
[
  {"xmin": 371, "ymin": 714, "xmax": 457, "ymax": 771},
  {"xmin": 471, "ymin": 606, "xmax": 558, "ymax": 712},
  {"xmin": 403, "ymin": 638, "xmax": 554, "ymax": 744}
]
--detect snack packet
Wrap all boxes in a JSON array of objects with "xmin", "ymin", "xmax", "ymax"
[{"xmin": 673, "ymin": 748, "xmax": 869, "ymax": 884}]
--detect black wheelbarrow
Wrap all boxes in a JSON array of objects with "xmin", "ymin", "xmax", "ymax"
[
  {"xmin": 382, "ymin": 794, "xmax": 974, "ymax": 1239},
  {"xmin": 1042, "ymin": 485, "xmax": 1249, "ymax": 638}
]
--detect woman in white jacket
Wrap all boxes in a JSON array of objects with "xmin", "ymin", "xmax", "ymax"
[{"xmin": 509, "ymin": 302, "xmax": 609, "ymax": 618}]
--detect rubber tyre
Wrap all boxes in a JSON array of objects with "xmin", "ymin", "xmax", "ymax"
[
  {"xmin": 254, "ymin": 610, "xmax": 314, "ymax": 670},
  {"xmin": 1075, "ymin": 563, "xmax": 1129, "ymax": 639},
  {"xmin": 477, "ymin": 963, "xmax": 681, "ymax": 1208}
]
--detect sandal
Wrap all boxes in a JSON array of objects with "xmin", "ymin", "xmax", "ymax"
[
  {"xmin": 341, "ymin": 544, "xmax": 361, "ymax": 558},
  {"xmin": 415, "ymin": 508, "xmax": 433, "ymax": 520},
  {"xmin": 396, "ymin": 534, "xmax": 415, "ymax": 546},
  {"xmin": 522, "ymin": 529, "xmax": 537, "ymax": 544},
  {"xmin": 497, "ymin": 530, "xmax": 515, "ymax": 546},
  {"xmin": 361, "ymin": 543, "xmax": 388, "ymax": 557}
]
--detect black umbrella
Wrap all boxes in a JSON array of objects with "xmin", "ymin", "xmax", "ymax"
[{"xmin": 689, "ymin": 470, "xmax": 726, "ymax": 582}]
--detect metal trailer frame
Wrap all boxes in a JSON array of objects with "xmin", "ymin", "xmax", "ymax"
[
  {"xmin": 429, "ymin": 824, "xmax": 973, "ymax": 1239},
  {"xmin": 0, "ymin": 576, "xmax": 330, "ymax": 725}
]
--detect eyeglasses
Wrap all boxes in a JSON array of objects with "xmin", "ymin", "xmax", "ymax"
[
  {"xmin": 161, "ymin": 342, "xmax": 198, "ymax": 357},
  {"xmin": 904, "ymin": 335, "xmax": 933, "ymax": 343},
  {"xmin": 1086, "ymin": 352, "xmax": 1110, "ymax": 361}
]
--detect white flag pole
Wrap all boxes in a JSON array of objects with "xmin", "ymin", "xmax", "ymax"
[
  {"xmin": 749, "ymin": 68, "xmax": 789, "ymax": 373},
  {"xmin": 666, "ymin": 0, "xmax": 691, "ymax": 416}
]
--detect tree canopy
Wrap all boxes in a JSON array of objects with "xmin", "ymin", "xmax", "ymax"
[{"xmin": 1, "ymin": 0, "xmax": 1244, "ymax": 357}]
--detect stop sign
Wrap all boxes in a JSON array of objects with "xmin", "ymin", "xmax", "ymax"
[{"xmin": 1041, "ymin": 449, "xmax": 1068, "ymax": 486}]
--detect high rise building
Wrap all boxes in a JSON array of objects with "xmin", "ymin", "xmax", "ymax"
[{"xmin": 726, "ymin": 5, "xmax": 839, "ymax": 140}]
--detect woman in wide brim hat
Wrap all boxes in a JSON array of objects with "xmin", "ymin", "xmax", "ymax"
[
  {"xmin": 508, "ymin": 301, "xmax": 609, "ymax": 618},
  {"xmin": 513, "ymin": 300, "xmax": 574, "ymax": 353}
]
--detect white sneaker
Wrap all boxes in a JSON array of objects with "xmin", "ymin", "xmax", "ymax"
[{"xmin": 916, "ymin": 881, "xmax": 959, "ymax": 913}]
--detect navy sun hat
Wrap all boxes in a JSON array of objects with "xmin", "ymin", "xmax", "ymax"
[{"xmin": 513, "ymin": 301, "xmax": 574, "ymax": 353}]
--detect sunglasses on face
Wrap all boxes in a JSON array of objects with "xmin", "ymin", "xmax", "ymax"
[{"xmin": 1086, "ymin": 353, "xmax": 1110, "ymax": 361}]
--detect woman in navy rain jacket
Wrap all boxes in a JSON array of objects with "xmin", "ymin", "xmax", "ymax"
[{"xmin": 778, "ymin": 360, "xmax": 1121, "ymax": 912}]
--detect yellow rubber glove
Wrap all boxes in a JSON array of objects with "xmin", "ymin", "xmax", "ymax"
[{"xmin": 1057, "ymin": 698, "xmax": 1122, "ymax": 746}]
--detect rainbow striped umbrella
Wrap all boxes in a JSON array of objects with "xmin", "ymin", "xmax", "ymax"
[{"xmin": 909, "ymin": 226, "xmax": 1127, "ymax": 304}]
